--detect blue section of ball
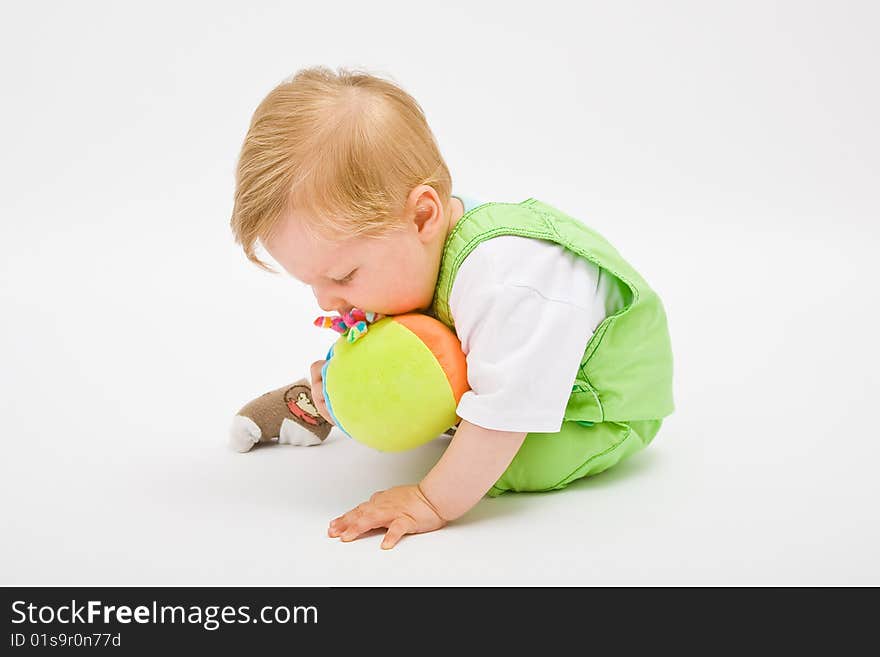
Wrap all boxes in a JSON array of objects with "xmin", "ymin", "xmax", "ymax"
[{"xmin": 321, "ymin": 345, "xmax": 352, "ymax": 440}]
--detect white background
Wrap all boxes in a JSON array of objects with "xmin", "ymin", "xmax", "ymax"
[{"xmin": 1, "ymin": 0, "xmax": 878, "ymax": 585}]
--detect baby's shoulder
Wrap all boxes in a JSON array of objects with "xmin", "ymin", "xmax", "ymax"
[
  {"xmin": 464, "ymin": 233, "xmax": 596, "ymax": 279},
  {"xmin": 452, "ymin": 234, "xmax": 599, "ymax": 307}
]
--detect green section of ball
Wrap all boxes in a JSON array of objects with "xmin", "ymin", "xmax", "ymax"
[{"xmin": 324, "ymin": 317, "xmax": 458, "ymax": 452}]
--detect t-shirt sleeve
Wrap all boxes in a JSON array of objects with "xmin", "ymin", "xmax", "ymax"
[{"xmin": 449, "ymin": 241, "xmax": 604, "ymax": 433}]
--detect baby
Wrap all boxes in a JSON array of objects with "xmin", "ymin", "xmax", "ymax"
[{"xmin": 228, "ymin": 66, "xmax": 675, "ymax": 549}]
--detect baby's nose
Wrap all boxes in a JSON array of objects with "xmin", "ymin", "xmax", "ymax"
[{"xmin": 314, "ymin": 291, "xmax": 346, "ymax": 314}]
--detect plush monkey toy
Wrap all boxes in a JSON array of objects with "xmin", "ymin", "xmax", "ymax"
[{"xmin": 229, "ymin": 378, "xmax": 332, "ymax": 452}]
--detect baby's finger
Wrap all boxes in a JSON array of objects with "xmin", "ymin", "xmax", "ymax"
[
  {"xmin": 313, "ymin": 394, "xmax": 334, "ymax": 425},
  {"xmin": 328, "ymin": 503, "xmax": 368, "ymax": 537},
  {"xmin": 381, "ymin": 517, "xmax": 417, "ymax": 550},
  {"xmin": 314, "ymin": 391, "xmax": 329, "ymax": 414},
  {"xmin": 307, "ymin": 376, "xmax": 334, "ymax": 425},
  {"xmin": 309, "ymin": 359, "xmax": 325, "ymax": 383},
  {"xmin": 328, "ymin": 517, "xmax": 345, "ymax": 537},
  {"xmin": 310, "ymin": 375, "xmax": 323, "ymax": 396},
  {"xmin": 339, "ymin": 509, "xmax": 390, "ymax": 543}
]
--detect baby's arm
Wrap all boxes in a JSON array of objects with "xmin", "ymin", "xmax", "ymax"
[
  {"xmin": 420, "ymin": 420, "xmax": 527, "ymax": 520},
  {"xmin": 327, "ymin": 421, "xmax": 525, "ymax": 548}
]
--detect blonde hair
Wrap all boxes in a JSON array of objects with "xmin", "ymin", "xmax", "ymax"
[{"xmin": 230, "ymin": 65, "xmax": 453, "ymax": 272}]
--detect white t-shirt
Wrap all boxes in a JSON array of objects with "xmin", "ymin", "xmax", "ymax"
[{"xmin": 448, "ymin": 195, "xmax": 625, "ymax": 433}]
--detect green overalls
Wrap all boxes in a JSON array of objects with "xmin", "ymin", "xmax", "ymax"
[{"xmin": 429, "ymin": 198, "xmax": 675, "ymax": 496}]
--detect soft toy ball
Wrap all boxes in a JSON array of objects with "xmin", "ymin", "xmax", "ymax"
[{"xmin": 314, "ymin": 310, "xmax": 469, "ymax": 452}]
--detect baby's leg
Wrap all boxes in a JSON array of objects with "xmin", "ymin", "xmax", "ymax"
[
  {"xmin": 229, "ymin": 378, "xmax": 332, "ymax": 452},
  {"xmin": 486, "ymin": 419, "xmax": 661, "ymax": 496}
]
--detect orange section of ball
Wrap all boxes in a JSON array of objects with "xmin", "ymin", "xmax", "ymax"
[{"xmin": 392, "ymin": 313, "xmax": 470, "ymax": 404}]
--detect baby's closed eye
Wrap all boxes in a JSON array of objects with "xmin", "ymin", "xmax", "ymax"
[{"xmin": 333, "ymin": 269, "xmax": 357, "ymax": 285}]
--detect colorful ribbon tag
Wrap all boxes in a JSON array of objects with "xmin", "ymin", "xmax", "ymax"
[{"xmin": 313, "ymin": 308, "xmax": 385, "ymax": 343}]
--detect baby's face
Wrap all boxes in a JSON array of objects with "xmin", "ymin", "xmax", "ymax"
[{"xmin": 264, "ymin": 208, "xmax": 444, "ymax": 317}]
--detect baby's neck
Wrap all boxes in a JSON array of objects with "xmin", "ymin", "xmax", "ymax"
[{"xmin": 446, "ymin": 196, "xmax": 465, "ymax": 239}]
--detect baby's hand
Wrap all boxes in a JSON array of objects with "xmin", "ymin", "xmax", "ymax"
[
  {"xmin": 328, "ymin": 485, "xmax": 447, "ymax": 549},
  {"xmin": 309, "ymin": 359, "xmax": 335, "ymax": 425}
]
